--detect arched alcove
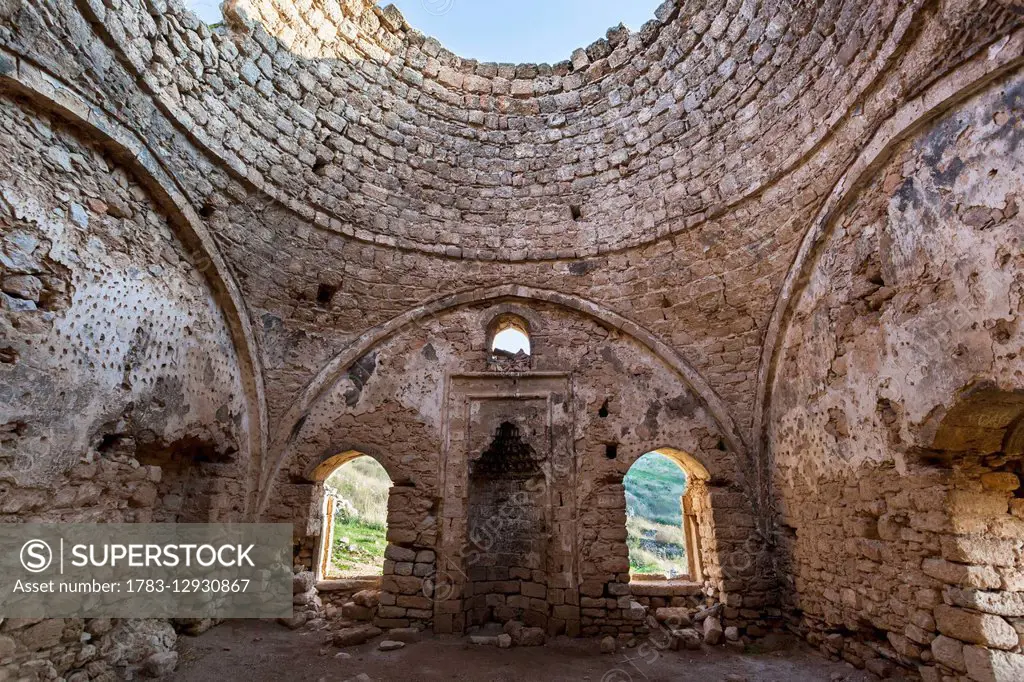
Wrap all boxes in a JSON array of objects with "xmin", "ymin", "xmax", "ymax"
[
  {"xmin": 464, "ymin": 421, "xmax": 549, "ymax": 628},
  {"xmin": 928, "ymin": 386, "xmax": 1024, "ymax": 458},
  {"xmin": 0, "ymin": 58, "xmax": 268, "ymax": 515}
]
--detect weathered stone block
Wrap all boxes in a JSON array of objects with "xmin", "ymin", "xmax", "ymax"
[
  {"xmin": 934, "ymin": 606, "xmax": 1018, "ymax": 650},
  {"xmin": 946, "ymin": 588, "xmax": 1024, "ymax": 617},
  {"xmin": 352, "ymin": 589, "xmax": 381, "ymax": 608},
  {"xmin": 341, "ymin": 602, "xmax": 374, "ymax": 621},
  {"xmin": 654, "ymin": 607, "xmax": 692, "ymax": 626},
  {"xmin": 941, "ymin": 537, "xmax": 1019, "ymax": 567},
  {"xmin": 963, "ymin": 646, "xmax": 1024, "ymax": 682},
  {"xmin": 292, "ymin": 571, "xmax": 315, "ymax": 594},
  {"xmin": 922, "ymin": 558, "xmax": 1001, "ymax": 589},
  {"xmin": 703, "ymin": 616, "xmax": 723, "ymax": 645},
  {"xmin": 333, "ymin": 625, "xmax": 382, "ymax": 647},
  {"xmin": 384, "ymin": 545, "xmax": 417, "ymax": 562}
]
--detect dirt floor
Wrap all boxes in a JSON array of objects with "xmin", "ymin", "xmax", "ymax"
[{"xmin": 170, "ymin": 620, "xmax": 884, "ymax": 682}]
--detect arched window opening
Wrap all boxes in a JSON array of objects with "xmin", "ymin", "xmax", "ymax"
[
  {"xmin": 319, "ymin": 454, "xmax": 393, "ymax": 579},
  {"xmin": 487, "ymin": 314, "xmax": 533, "ymax": 370},
  {"xmin": 624, "ymin": 452, "xmax": 689, "ymax": 579},
  {"xmin": 492, "ymin": 326, "xmax": 531, "ymax": 355}
]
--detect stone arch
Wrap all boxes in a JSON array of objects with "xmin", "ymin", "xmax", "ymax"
[
  {"xmin": 487, "ymin": 313, "xmax": 532, "ymax": 352},
  {"xmin": 623, "ymin": 447, "xmax": 712, "ymax": 584},
  {"xmin": 259, "ymin": 284, "xmax": 747, "ymax": 513},
  {"xmin": 0, "ymin": 52, "xmax": 268, "ymax": 513},
  {"xmin": 277, "ymin": 404, "xmax": 438, "ymax": 587},
  {"xmin": 306, "ymin": 449, "xmax": 397, "ymax": 582},
  {"xmin": 477, "ymin": 304, "xmax": 545, "ymax": 342},
  {"xmin": 642, "ymin": 447, "xmax": 712, "ymax": 482},
  {"xmin": 754, "ymin": 40, "xmax": 1024, "ymax": 484},
  {"xmin": 925, "ymin": 384, "xmax": 1024, "ymax": 458},
  {"xmin": 306, "ymin": 446, "xmax": 411, "ymax": 487}
]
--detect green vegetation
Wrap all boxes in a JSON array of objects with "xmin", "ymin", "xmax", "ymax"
[
  {"xmin": 330, "ymin": 517, "xmax": 387, "ymax": 576},
  {"xmin": 324, "ymin": 456, "xmax": 391, "ymax": 577},
  {"xmin": 624, "ymin": 452, "xmax": 688, "ymax": 577}
]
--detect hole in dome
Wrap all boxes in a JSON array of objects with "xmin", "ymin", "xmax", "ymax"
[
  {"xmin": 199, "ymin": 203, "xmax": 216, "ymax": 218},
  {"xmin": 605, "ymin": 443, "xmax": 619, "ymax": 460},
  {"xmin": 570, "ymin": 204, "xmax": 582, "ymax": 221},
  {"xmin": 183, "ymin": 0, "xmax": 223, "ymax": 25},
  {"xmin": 317, "ymin": 283, "xmax": 339, "ymax": 307},
  {"xmin": 599, "ymin": 399, "xmax": 610, "ymax": 418},
  {"xmin": 379, "ymin": 0, "xmax": 664, "ymax": 64}
]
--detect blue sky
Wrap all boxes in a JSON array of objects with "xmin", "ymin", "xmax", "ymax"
[
  {"xmin": 183, "ymin": 0, "xmax": 662, "ymax": 64},
  {"xmin": 382, "ymin": 0, "xmax": 662, "ymax": 63},
  {"xmin": 183, "ymin": 0, "xmax": 221, "ymax": 24}
]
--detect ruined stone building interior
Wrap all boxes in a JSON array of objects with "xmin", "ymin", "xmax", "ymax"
[{"xmin": 1, "ymin": 0, "xmax": 1024, "ymax": 679}]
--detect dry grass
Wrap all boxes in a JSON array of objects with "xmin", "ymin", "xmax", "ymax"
[{"xmin": 325, "ymin": 456, "xmax": 391, "ymax": 527}]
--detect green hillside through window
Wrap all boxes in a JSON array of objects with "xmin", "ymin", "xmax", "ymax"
[
  {"xmin": 624, "ymin": 452, "xmax": 688, "ymax": 577},
  {"xmin": 324, "ymin": 456, "xmax": 392, "ymax": 577}
]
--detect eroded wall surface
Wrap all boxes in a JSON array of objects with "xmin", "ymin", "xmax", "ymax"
[
  {"xmin": 0, "ymin": 93, "xmax": 253, "ymax": 676},
  {"xmin": 4, "ymin": 0, "xmax": 1018, "ymax": 444},
  {"xmin": 769, "ymin": 74, "xmax": 1024, "ymax": 679}
]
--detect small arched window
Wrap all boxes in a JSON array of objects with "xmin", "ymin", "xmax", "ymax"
[
  {"xmin": 623, "ymin": 448, "xmax": 712, "ymax": 583},
  {"xmin": 313, "ymin": 452, "xmax": 393, "ymax": 580},
  {"xmin": 489, "ymin": 315, "xmax": 531, "ymax": 357},
  {"xmin": 625, "ymin": 452, "xmax": 689, "ymax": 579}
]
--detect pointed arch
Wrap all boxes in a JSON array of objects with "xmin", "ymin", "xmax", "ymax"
[
  {"xmin": 258, "ymin": 284, "xmax": 747, "ymax": 514},
  {"xmin": 0, "ymin": 50, "xmax": 268, "ymax": 513},
  {"xmin": 754, "ymin": 34, "xmax": 1024, "ymax": 468}
]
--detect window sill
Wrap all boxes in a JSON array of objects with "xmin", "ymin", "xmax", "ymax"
[
  {"xmin": 628, "ymin": 578, "xmax": 703, "ymax": 597},
  {"xmin": 316, "ymin": 576, "xmax": 382, "ymax": 592}
]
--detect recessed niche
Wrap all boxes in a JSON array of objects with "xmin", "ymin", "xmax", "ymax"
[{"xmin": 317, "ymin": 283, "xmax": 338, "ymax": 306}]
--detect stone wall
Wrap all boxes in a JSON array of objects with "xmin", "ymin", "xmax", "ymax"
[
  {"xmin": 0, "ymin": 90, "xmax": 254, "ymax": 677},
  {"xmin": 266, "ymin": 301, "xmax": 764, "ymax": 636},
  {"xmin": 0, "ymin": 0, "xmax": 1022, "ymax": 677},
  {"xmin": 0, "ymin": 89, "xmax": 254, "ymax": 517},
  {"xmin": 3, "ymin": 0, "xmax": 1016, "ymax": 446},
  {"xmin": 768, "ymin": 73, "xmax": 1024, "ymax": 679},
  {"xmin": 93, "ymin": 0, "xmax": 909, "ymax": 257}
]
